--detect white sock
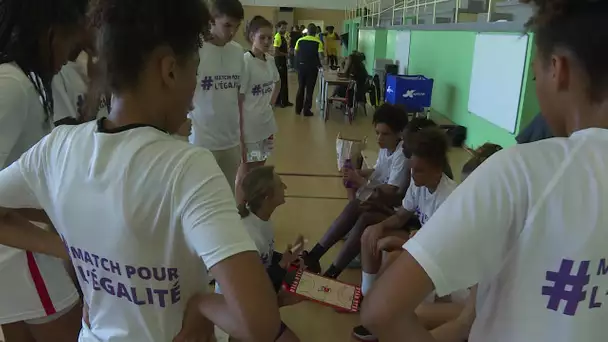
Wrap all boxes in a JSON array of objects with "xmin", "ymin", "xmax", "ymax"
[{"xmin": 361, "ymin": 272, "xmax": 377, "ymax": 296}]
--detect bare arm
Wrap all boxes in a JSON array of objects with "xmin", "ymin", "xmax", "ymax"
[
  {"xmin": 13, "ymin": 208, "xmax": 52, "ymax": 224},
  {"xmin": 430, "ymin": 286, "xmax": 476, "ymax": 342},
  {"xmin": 381, "ymin": 207, "xmax": 413, "ymax": 231},
  {"xmin": 0, "ymin": 209, "xmax": 68, "ymax": 260},
  {"xmin": 361, "ymin": 251, "xmax": 436, "ymax": 342},
  {"xmin": 177, "ymin": 153, "xmax": 281, "ymax": 341},
  {"xmin": 361, "ymin": 150, "xmax": 519, "ymax": 341},
  {"xmin": 194, "ymin": 252, "xmax": 281, "ymax": 341}
]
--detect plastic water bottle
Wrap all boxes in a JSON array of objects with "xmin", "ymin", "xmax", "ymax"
[{"xmin": 343, "ymin": 158, "xmax": 354, "ymax": 188}]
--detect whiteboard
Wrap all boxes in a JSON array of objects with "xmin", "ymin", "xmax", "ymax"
[
  {"xmin": 468, "ymin": 33, "xmax": 529, "ymax": 133},
  {"xmin": 395, "ymin": 31, "xmax": 411, "ymax": 74}
]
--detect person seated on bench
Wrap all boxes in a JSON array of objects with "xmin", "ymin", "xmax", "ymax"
[
  {"xmin": 404, "ymin": 117, "xmax": 455, "ymax": 180},
  {"xmin": 300, "ymin": 104, "xmax": 408, "ymax": 275},
  {"xmin": 352, "ymin": 142, "xmax": 502, "ymax": 341}
]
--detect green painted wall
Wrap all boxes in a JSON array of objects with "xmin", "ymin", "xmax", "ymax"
[
  {"xmin": 358, "ymin": 30, "xmax": 376, "ymax": 73},
  {"xmin": 402, "ymin": 30, "xmax": 539, "ymax": 148},
  {"xmin": 386, "ymin": 30, "xmax": 398, "ymax": 61},
  {"xmin": 343, "ymin": 18, "xmax": 362, "ymax": 56},
  {"xmin": 358, "ymin": 29, "xmax": 388, "ymax": 75}
]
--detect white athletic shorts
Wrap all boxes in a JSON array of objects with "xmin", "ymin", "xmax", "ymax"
[
  {"xmin": 0, "ymin": 247, "xmax": 80, "ymax": 324},
  {"xmin": 244, "ymin": 135, "xmax": 275, "ymax": 163}
]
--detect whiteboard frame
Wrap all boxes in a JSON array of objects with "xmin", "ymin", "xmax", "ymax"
[
  {"xmin": 468, "ymin": 33, "xmax": 529, "ymax": 133},
  {"xmin": 394, "ymin": 31, "xmax": 411, "ymax": 75}
]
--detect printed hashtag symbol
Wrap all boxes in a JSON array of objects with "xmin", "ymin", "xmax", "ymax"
[
  {"xmin": 542, "ymin": 259, "xmax": 590, "ymax": 316},
  {"xmin": 201, "ymin": 76, "xmax": 213, "ymax": 91},
  {"xmin": 252, "ymin": 85, "xmax": 262, "ymax": 96}
]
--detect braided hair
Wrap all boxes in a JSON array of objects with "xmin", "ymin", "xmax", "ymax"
[
  {"xmin": 0, "ymin": 0, "xmax": 87, "ymax": 121},
  {"xmin": 522, "ymin": 0, "xmax": 608, "ymax": 102}
]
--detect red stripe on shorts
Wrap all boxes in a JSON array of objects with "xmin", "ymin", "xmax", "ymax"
[{"xmin": 26, "ymin": 251, "xmax": 57, "ymax": 315}]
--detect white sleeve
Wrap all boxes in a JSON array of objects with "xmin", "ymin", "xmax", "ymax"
[
  {"xmin": 0, "ymin": 135, "xmax": 49, "ymax": 209},
  {"xmin": 0, "ymin": 162, "xmax": 39, "ymax": 208},
  {"xmin": 239, "ymin": 55, "xmax": 249, "ymax": 95},
  {"xmin": 177, "ymin": 151, "xmax": 257, "ymax": 269},
  {"xmin": 387, "ymin": 154, "xmax": 408, "ymax": 189},
  {"xmin": 402, "ymin": 181, "xmax": 417, "ymax": 212},
  {"xmin": 403, "ymin": 150, "xmax": 524, "ymax": 297},
  {"xmin": 0, "ymin": 77, "xmax": 29, "ymax": 168}
]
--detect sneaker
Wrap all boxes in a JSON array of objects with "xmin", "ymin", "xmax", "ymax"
[
  {"xmin": 299, "ymin": 251, "xmax": 322, "ymax": 274},
  {"xmin": 352, "ymin": 325, "xmax": 376, "ymax": 341}
]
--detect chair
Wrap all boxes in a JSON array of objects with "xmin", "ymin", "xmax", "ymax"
[{"xmin": 327, "ymin": 80, "xmax": 357, "ymax": 123}]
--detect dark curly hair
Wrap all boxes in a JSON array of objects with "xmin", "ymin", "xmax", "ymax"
[
  {"xmin": 88, "ymin": 0, "xmax": 209, "ymax": 93},
  {"xmin": 0, "ymin": 0, "xmax": 88, "ymax": 120},
  {"xmin": 462, "ymin": 143, "xmax": 503, "ymax": 175},
  {"xmin": 245, "ymin": 15, "xmax": 272, "ymax": 44},
  {"xmin": 406, "ymin": 127, "xmax": 449, "ymax": 169},
  {"xmin": 372, "ymin": 103, "xmax": 409, "ymax": 134},
  {"xmin": 522, "ymin": 0, "xmax": 608, "ymax": 102}
]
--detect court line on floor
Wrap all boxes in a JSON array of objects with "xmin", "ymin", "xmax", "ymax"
[{"xmin": 285, "ymin": 194, "xmax": 348, "ymax": 200}]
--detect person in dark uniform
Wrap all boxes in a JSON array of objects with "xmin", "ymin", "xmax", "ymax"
[
  {"xmin": 294, "ymin": 23, "xmax": 324, "ymax": 116},
  {"xmin": 288, "ymin": 26, "xmax": 302, "ymax": 71},
  {"xmin": 273, "ymin": 20, "xmax": 292, "ymax": 107}
]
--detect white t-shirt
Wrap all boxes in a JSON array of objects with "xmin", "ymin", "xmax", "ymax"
[
  {"xmin": 240, "ymin": 52, "xmax": 279, "ymax": 144},
  {"xmin": 0, "ymin": 63, "xmax": 79, "ymax": 323},
  {"xmin": 0, "ymin": 120, "xmax": 258, "ymax": 341},
  {"xmin": 402, "ymin": 174, "xmax": 457, "ymax": 225},
  {"xmin": 52, "ymin": 61, "xmax": 109, "ymax": 123},
  {"xmin": 242, "ymin": 213, "xmax": 275, "ymax": 268},
  {"xmin": 370, "ymin": 141, "xmax": 408, "ymax": 190},
  {"xmin": 189, "ymin": 41, "xmax": 245, "ymax": 151},
  {"xmin": 0, "ymin": 63, "xmax": 52, "ymax": 168},
  {"xmin": 404, "ymin": 129, "xmax": 608, "ymax": 342}
]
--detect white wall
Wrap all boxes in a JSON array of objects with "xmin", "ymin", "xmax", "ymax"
[{"xmin": 242, "ymin": 0, "xmax": 357, "ymax": 10}]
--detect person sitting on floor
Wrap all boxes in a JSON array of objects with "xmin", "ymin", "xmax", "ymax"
[
  {"xmin": 216, "ymin": 166, "xmax": 305, "ymax": 342},
  {"xmin": 352, "ymin": 142, "xmax": 503, "ymax": 341},
  {"xmin": 300, "ymin": 104, "xmax": 409, "ymax": 276}
]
